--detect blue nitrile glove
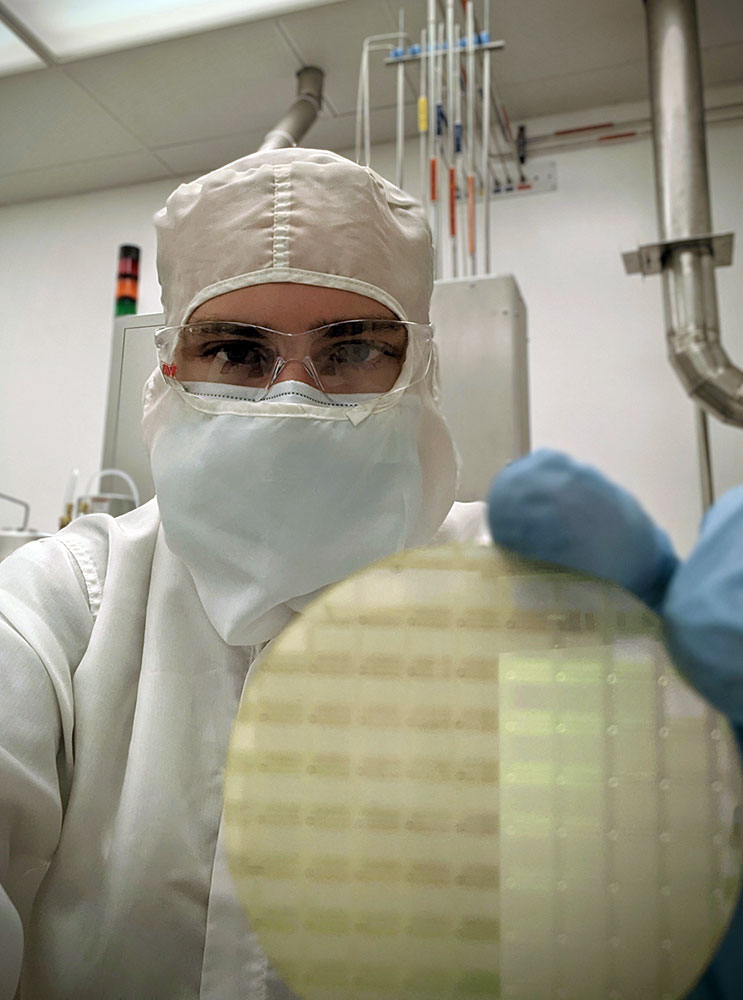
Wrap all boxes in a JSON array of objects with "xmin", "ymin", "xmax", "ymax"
[
  {"xmin": 488, "ymin": 449, "xmax": 679, "ymax": 612},
  {"xmin": 663, "ymin": 486, "xmax": 743, "ymax": 726},
  {"xmin": 662, "ymin": 487, "xmax": 743, "ymax": 1000},
  {"xmin": 487, "ymin": 450, "xmax": 743, "ymax": 1000}
]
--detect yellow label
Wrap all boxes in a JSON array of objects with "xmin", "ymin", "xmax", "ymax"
[{"xmin": 417, "ymin": 96, "xmax": 428, "ymax": 133}]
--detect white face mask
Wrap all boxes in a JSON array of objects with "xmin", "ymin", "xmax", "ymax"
[{"xmin": 142, "ymin": 373, "xmax": 458, "ymax": 645}]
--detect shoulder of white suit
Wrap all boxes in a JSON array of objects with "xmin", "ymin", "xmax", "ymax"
[{"xmin": 0, "ymin": 499, "xmax": 162, "ymax": 616}]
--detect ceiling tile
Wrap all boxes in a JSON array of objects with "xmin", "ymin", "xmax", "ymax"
[
  {"xmin": 500, "ymin": 58, "xmax": 651, "ymax": 122},
  {"xmin": 63, "ymin": 19, "xmax": 301, "ymax": 146},
  {"xmin": 307, "ymin": 99, "xmax": 419, "ymax": 157},
  {"xmin": 153, "ymin": 127, "xmax": 270, "ymax": 174},
  {"xmin": 490, "ymin": 2, "xmax": 647, "ymax": 88},
  {"xmin": 277, "ymin": 0, "xmax": 405, "ymax": 115},
  {"xmin": 0, "ymin": 150, "xmax": 172, "ymax": 205},
  {"xmin": 698, "ymin": 0, "xmax": 743, "ymax": 48},
  {"xmin": 0, "ymin": 67, "xmax": 148, "ymax": 174},
  {"xmin": 702, "ymin": 43, "xmax": 743, "ymax": 90},
  {"xmin": 152, "ymin": 98, "xmax": 418, "ymax": 175},
  {"xmin": 0, "ymin": 0, "xmax": 346, "ymax": 60}
]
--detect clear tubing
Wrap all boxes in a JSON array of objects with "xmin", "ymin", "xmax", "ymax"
[
  {"xmin": 364, "ymin": 42, "xmax": 371, "ymax": 166},
  {"xmin": 446, "ymin": 0, "xmax": 457, "ymax": 277},
  {"xmin": 466, "ymin": 0, "xmax": 477, "ymax": 274},
  {"xmin": 485, "ymin": 86, "xmax": 509, "ymax": 188},
  {"xmin": 490, "ymin": 74, "xmax": 521, "ymax": 183},
  {"xmin": 482, "ymin": 0, "xmax": 491, "ymax": 273},
  {"xmin": 354, "ymin": 47, "xmax": 365, "ymax": 162},
  {"xmin": 0, "ymin": 492, "xmax": 30, "ymax": 530},
  {"xmin": 355, "ymin": 35, "xmax": 407, "ymax": 167},
  {"xmin": 436, "ymin": 22, "xmax": 445, "ymax": 163},
  {"xmin": 435, "ymin": 20, "xmax": 445, "ymax": 278},
  {"xmin": 454, "ymin": 23, "xmax": 463, "ymax": 157},
  {"xmin": 428, "ymin": 0, "xmax": 437, "ymax": 242},
  {"xmin": 454, "ymin": 22, "xmax": 464, "ymax": 270},
  {"xmin": 88, "ymin": 469, "xmax": 140, "ymax": 507},
  {"xmin": 455, "ymin": 0, "xmax": 520, "ymax": 184},
  {"xmin": 396, "ymin": 9, "xmax": 405, "ymax": 188},
  {"xmin": 63, "ymin": 468, "xmax": 79, "ymax": 509},
  {"xmin": 419, "ymin": 28, "xmax": 428, "ymax": 209},
  {"xmin": 473, "ymin": 2, "xmax": 522, "ymax": 183}
]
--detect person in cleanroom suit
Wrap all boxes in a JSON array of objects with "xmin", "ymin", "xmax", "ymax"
[
  {"xmin": 488, "ymin": 449, "xmax": 743, "ymax": 1000},
  {"xmin": 1, "ymin": 145, "xmax": 739, "ymax": 999},
  {"xmin": 0, "ymin": 148, "xmax": 490, "ymax": 999}
]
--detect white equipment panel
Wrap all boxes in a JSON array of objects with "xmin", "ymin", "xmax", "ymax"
[
  {"xmin": 102, "ymin": 312, "xmax": 159, "ymax": 504},
  {"xmin": 432, "ymin": 275, "xmax": 529, "ymax": 500},
  {"xmin": 102, "ymin": 275, "xmax": 529, "ymax": 504}
]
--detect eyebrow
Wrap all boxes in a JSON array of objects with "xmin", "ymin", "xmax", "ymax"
[{"xmin": 190, "ymin": 316, "xmax": 396, "ymax": 337}]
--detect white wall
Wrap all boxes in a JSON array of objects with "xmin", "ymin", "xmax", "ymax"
[
  {"xmin": 1, "ymin": 100, "xmax": 742, "ymax": 555},
  {"xmin": 0, "ymin": 177, "xmax": 176, "ymax": 534}
]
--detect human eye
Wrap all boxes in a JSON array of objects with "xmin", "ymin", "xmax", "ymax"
[
  {"xmin": 329, "ymin": 340, "xmax": 380, "ymax": 366},
  {"xmin": 317, "ymin": 321, "xmax": 406, "ymax": 371},
  {"xmin": 208, "ymin": 339, "xmax": 274, "ymax": 377},
  {"xmin": 186, "ymin": 324, "xmax": 276, "ymax": 381}
]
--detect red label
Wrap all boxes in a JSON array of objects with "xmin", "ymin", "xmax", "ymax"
[{"xmin": 161, "ymin": 363, "xmax": 177, "ymax": 377}]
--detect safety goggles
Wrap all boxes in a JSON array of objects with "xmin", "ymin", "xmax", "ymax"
[{"xmin": 155, "ymin": 319, "xmax": 434, "ymax": 406}]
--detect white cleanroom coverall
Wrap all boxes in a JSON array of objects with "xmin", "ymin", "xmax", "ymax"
[{"xmin": 0, "ymin": 498, "xmax": 488, "ymax": 1000}]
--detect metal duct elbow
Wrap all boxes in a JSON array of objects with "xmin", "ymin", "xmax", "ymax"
[
  {"xmin": 260, "ymin": 66, "xmax": 324, "ymax": 151},
  {"xmin": 624, "ymin": 0, "xmax": 743, "ymax": 426},
  {"xmin": 663, "ymin": 245, "xmax": 743, "ymax": 424}
]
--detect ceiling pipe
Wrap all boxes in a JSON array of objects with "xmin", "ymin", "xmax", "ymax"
[
  {"xmin": 624, "ymin": 0, "xmax": 743, "ymax": 428},
  {"xmin": 259, "ymin": 65, "xmax": 324, "ymax": 151}
]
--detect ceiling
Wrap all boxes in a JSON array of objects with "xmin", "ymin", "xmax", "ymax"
[{"xmin": 1, "ymin": 0, "xmax": 742, "ymax": 206}]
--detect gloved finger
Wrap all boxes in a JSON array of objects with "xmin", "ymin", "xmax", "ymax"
[
  {"xmin": 488, "ymin": 449, "xmax": 679, "ymax": 612},
  {"xmin": 663, "ymin": 486, "xmax": 743, "ymax": 724}
]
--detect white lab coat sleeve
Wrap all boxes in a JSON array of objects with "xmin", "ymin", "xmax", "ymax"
[{"xmin": 0, "ymin": 536, "xmax": 96, "ymax": 998}]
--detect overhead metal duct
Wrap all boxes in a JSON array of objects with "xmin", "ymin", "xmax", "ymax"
[
  {"xmin": 623, "ymin": 0, "xmax": 742, "ymax": 506},
  {"xmin": 625, "ymin": 0, "xmax": 742, "ymax": 422},
  {"xmin": 259, "ymin": 65, "xmax": 324, "ymax": 151}
]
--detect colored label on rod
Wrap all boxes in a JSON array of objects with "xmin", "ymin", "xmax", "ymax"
[{"xmin": 418, "ymin": 96, "xmax": 428, "ymax": 133}]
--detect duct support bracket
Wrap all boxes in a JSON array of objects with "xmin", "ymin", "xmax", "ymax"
[{"xmin": 622, "ymin": 232, "xmax": 734, "ymax": 276}]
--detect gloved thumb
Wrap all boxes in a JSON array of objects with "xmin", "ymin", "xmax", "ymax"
[
  {"xmin": 488, "ymin": 449, "xmax": 679, "ymax": 612},
  {"xmin": 663, "ymin": 485, "xmax": 743, "ymax": 723}
]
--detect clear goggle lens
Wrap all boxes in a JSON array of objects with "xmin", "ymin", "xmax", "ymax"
[{"xmin": 155, "ymin": 319, "xmax": 433, "ymax": 405}]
